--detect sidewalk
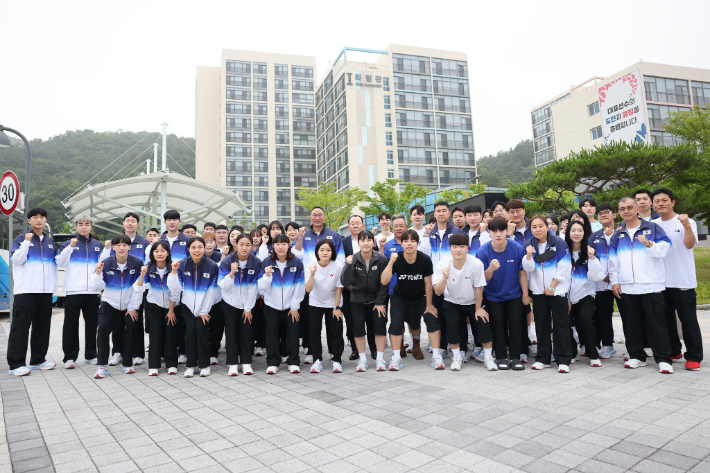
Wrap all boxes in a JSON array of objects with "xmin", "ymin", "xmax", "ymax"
[{"xmin": 0, "ymin": 309, "xmax": 709, "ymax": 473}]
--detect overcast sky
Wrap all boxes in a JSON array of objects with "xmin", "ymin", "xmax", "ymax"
[{"xmin": 1, "ymin": 0, "xmax": 709, "ymax": 159}]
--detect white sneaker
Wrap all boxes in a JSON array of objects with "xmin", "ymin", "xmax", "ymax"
[
  {"xmin": 356, "ymin": 360, "xmax": 368, "ymax": 372},
  {"xmin": 132, "ymin": 357, "xmax": 143, "ymax": 365},
  {"xmin": 645, "ymin": 348, "xmax": 654, "ymax": 357},
  {"xmin": 472, "ymin": 347, "xmax": 483, "ymax": 358},
  {"xmin": 528, "ymin": 346, "xmax": 538, "ymax": 357},
  {"xmin": 254, "ymin": 347, "xmax": 264, "ymax": 356},
  {"xmin": 347, "ymin": 339, "xmax": 351, "ymax": 347},
  {"xmin": 624, "ymin": 352, "xmax": 630, "ymax": 361},
  {"xmin": 520, "ymin": 354, "xmax": 528, "ymax": 363},
  {"xmin": 210, "ymin": 357, "xmax": 218, "ymax": 365},
  {"xmin": 266, "ymin": 366, "xmax": 279, "ymax": 374},
  {"xmin": 468, "ymin": 335, "xmax": 474, "ymax": 346},
  {"xmin": 531, "ymin": 362, "xmax": 550, "ymax": 370},
  {"xmin": 281, "ymin": 356, "xmax": 288, "ymax": 364},
  {"xmin": 376, "ymin": 359, "xmax": 386, "ymax": 371},
  {"xmin": 299, "ymin": 337, "xmax": 303, "ymax": 346},
  {"xmin": 579, "ymin": 346, "xmax": 586, "ymax": 357},
  {"xmin": 122, "ymin": 366, "xmax": 135, "ymax": 374},
  {"xmin": 94, "ymin": 365, "xmax": 109, "ymax": 378},
  {"xmin": 389, "ymin": 357, "xmax": 403, "ymax": 371},
  {"xmin": 599, "ymin": 346, "xmax": 617, "ymax": 359},
  {"xmin": 200, "ymin": 367, "xmax": 210, "ymax": 377},
  {"xmin": 571, "ymin": 355, "xmax": 577, "ymax": 364},
  {"xmin": 659, "ymin": 362, "xmax": 673, "ymax": 374},
  {"xmin": 288, "ymin": 365, "xmax": 300, "ymax": 373},
  {"xmin": 84, "ymin": 358, "xmax": 97, "ymax": 364},
  {"xmin": 148, "ymin": 369, "xmax": 158, "ymax": 376},
  {"xmin": 9, "ymin": 366, "xmax": 31, "ymax": 376},
  {"xmin": 242, "ymin": 364, "xmax": 253, "ymax": 375},
  {"xmin": 461, "ymin": 352, "xmax": 469, "ymax": 363},
  {"xmin": 431, "ymin": 355, "xmax": 445, "ymax": 370},
  {"xmin": 168, "ymin": 367, "xmax": 177, "ymax": 375},
  {"xmin": 475, "ymin": 351, "xmax": 486, "ymax": 363},
  {"xmin": 29, "ymin": 361, "xmax": 56, "ymax": 370},
  {"xmin": 625, "ymin": 359, "xmax": 647, "ymax": 369},
  {"xmin": 304, "ymin": 354, "xmax": 313, "ymax": 364},
  {"xmin": 184, "ymin": 367, "xmax": 194, "ymax": 378},
  {"xmin": 450, "ymin": 355, "xmax": 463, "ymax": 371},
  {"xmin": 484, "ymin": 356, "xmax": 498, "ymax": 371},
  {"xmin": 178, "ymin": 354, "xmax": 187, "ymax": 364},
  {"xmin": 558, "ymin": 364, "xmax": 570, "ymax": 373},
  {"xmin": 332, "ymin": 361, "xmax": 343, "ymax": 373},
  {"xmin": 108, "ymin": 353, "xmax": 122, "ymax": 366},
  {"xmin": 64, "ymin": 360, "xmax": 75, "ymax": 369},
  {"xmin": 590, "ymin": 359, "xmax": 602, "ymax": 367},
  {"xmin": 310, "ymin": 360, "xmax": 323, "ymax": 373},
  {"xmin": 228, "ymin": 365, "xmax": 238, "ymax": 376}
]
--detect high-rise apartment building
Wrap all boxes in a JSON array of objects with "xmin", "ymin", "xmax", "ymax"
[
  {"xmin": 196, "ymin": 50, "xmax": 317, "ymax": 227},
  {"xmin": 531, "ymin": 61, "xmax": 710, "ymax": 168},
  {"xmin": 315, "ymin": 45, "xmax": 477, "ymax": 199}
]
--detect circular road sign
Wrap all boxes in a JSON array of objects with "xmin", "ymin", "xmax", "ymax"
[{"xmin": 0, "ymin": 170, "xmax": 20, "ymax": 216}]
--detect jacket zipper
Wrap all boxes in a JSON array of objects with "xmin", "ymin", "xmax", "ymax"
[
  {"xmin": 86, "ymin": 240, "xmax": 90, "ymax": 291},
  {"xmin": 40, "ymin": 235, "xmax": 45, "ymax": 293},
  {"xmin": 119, "ymin": 269, "xmax": 124, "ymax": 311},
  {"xmin": 280, "ymin": 267, "xmax": 285, "ymax": 310},
  {"xmin": 629, "ymin": 230, "xmax": 636, "ymax": 283},
  {"xmin": 193, "ymin": 262, "xmax": 198, "ymax": 314}
]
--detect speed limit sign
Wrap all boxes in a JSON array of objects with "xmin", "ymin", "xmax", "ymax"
[{"xmin": 0, "ymin": 170, "xmax": 19, "ymax": 216}]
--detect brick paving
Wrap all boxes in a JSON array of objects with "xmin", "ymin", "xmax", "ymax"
[{"xmin": 0, "ymin": 309, "xmax": 708, "ymax": 472}]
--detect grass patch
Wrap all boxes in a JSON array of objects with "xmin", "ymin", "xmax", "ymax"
[{"xmin": 695, "ymin": 246, "xmax": 710, "ymax": 305}]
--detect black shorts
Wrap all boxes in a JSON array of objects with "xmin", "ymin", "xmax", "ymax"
[
  {"xmin": 351, "ymin": 302, "xmax": 388, "ymax": 337},
  {"xmin": 389, "ymin": 293, "xmax": 440, "ymax": 335}
]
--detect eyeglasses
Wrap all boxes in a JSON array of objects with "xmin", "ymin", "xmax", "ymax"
[{"xmin": 493, "ymin": 209, "xmax": 506, "ymax": 214}]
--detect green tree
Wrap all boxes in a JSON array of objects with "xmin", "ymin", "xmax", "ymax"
[
  {"xmin": 506, "ymin": 141, "xmax": 704, "ymax": 217},
  {"xmin": 295, "ymin": 181, "xmax": 368, "ymax": 230},
  {"xmin": 359, "ymin": 179, "xmax": 428, "ymax": 222},
  {"xmin": 436, "ymin": 182, "xmax": 487, "ymax": 204},
  {"xmin": 664, "ymin": 104, "xmax": 710, "ymax": 153},
  {"xmin": 477, "ymin": 140, "xmax": 535, "ymax": 188}
]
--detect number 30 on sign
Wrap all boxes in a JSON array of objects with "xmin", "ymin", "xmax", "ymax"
[{"xmin": 0, "ymin": 170, "xmax": 19, "ymax": 216}]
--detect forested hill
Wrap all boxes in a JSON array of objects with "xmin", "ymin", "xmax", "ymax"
[
  {"xmin": 477, "ymin": 139, "xmax": 535, "ymax": 188},
  {"xmin": 0, "ymin": 130, "xmax": 196, "ymax": 233}
]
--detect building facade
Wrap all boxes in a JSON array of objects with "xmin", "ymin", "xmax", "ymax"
[
  {"xmin": 315, "ymin": 45, "xmax": 477, "ymax": 200},
  {"xmin": 531, "ymin": 61, "xmax": 710, "ymax": 168},
  {"xmin": 196, "ymin": 50, "xmax": 317, "ymax": 227}
]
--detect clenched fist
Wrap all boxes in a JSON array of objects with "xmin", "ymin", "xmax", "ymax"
[
  {"xmin": 389, "ymin": 252, "xmax": 398, "ymax": 263},
  {"xmin": 104, "ymin": 239, "xmax": 111, "ymax": 248},
  {"xmin": 526, "ymin": 245, "xmax": 534, "ymax": 258},
  {"xmin": 371, "ymin": 226, "xmax": 379, "ymax": 235},
  {"xmin": 587, "ymin": 245, "xmax": 596, "ymax": 258},
  {"xmin": 442, "ymin": 266, "xmax": 450, "ymax": 279},
  {"xmin": 636, "ymin": 235, "xmax": 651, "ymax": 248},
  {"xmin": 95, "ymin": 262, "xmax": 104, "ymax": 274},
  {"xmin": 262, "ymin": 235, "xmax": 269, "ymax": 245},
  {"xmin": 345, "ymin": 255, "xmax": 353, "ymax": 264},
  {"xmin": 230, "ymin": 262, "xmax": 239, "ymax": 275},
  {"xmin": 604, "ymin": 226, "xmax": 614, "ymax": 236},
  {"xmin": 678, "ymin": 214, "xmax": 690, "ymax": 227},
  {"xmin": 489, "ymin": 259, "xmax": 501, "ymax": 271},
  {"xmin": 69, "ymin": 238, "xmax": 78, "ymax": 247},
  {"xmin": 424, "ymin": 223, "xmax": 435, "ymax": 235},
  {"xmin": 310, "ymin": 264, "xmax": 317, "ymax": 275},
  {"xmin": 298, "ymin": 227, "xmax": 306, "ymax": 238},
  {"xmin": 140, "ymin": 265, "xmax": 149, "ymax": 276},
  {"xmin": 507, "ymin": 221, "xmax": 516, "ymax": 236},
  {"xmin": 24, "ymin": 233, "xmax": 34, "ymax": 242},
  {"xmin": 379, "ymin": 236, "xmax": 387, "ymax": 248},
  {"xmin": 480, "ymin": 222, "xmax": 488, "ymax": 232},
  {"xmin": 171, "ymin": 260, "xmax": 180, "ymax": 273},
  {"xmin": 264, "ymin": 265, "xmax": 273, "ymax": 277}
]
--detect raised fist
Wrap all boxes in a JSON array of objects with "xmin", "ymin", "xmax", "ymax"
[
  {"xmin": 379, "ymin": 236, "xmax": 387, "ymax": 247},
  {"xmin": 604, "ymin": 226, "xmax": 614, "ymax": 236},
  {"xmin": 526, "ymin": 245, "xmax": 534, "ymax": 257},
  {"xmin": 69, "ymin": 238, "xmax": 78, "ymax": 247},
  {"xmin": 264, "ymin": 265, "xmax": 273, "ymax": 277},
  {"xmin": 24, "ymin": 233, "xmax": 33, "ymax": 242},
  {"xmin": 346, "ymin": 255, "xmax": 353, "ymax": 264},
  {"xmin": 636, "ymin": 235, "xmax": 650, "ymax": 248},
  {"xmin": 371, "ymin": 226, "xmax": 379, "ymax": 235},
  {"xmin": 587, "ymin": 245, "xmax": 596, "ymax": 258},
  {"xmin": 678, "ymin": 214, "xmax": 690, "ymax": 227},
  {"xmin": 507, "ymin": 221, "xmax": 516, "ymax": 236},
  {"xmin": 262, "ymin": 235, "xmax": 269, "ymax": 244},
  {"xmin": 230, "ymin": 262, "xmax": 239, "ymax": 274},
  {"xmin": 424, "ymin": 223, "xmax": 435, "ymax": 235},
  {"xmin": 104, "ymin": 239, "xmax": 111, "ymax": 248},
  {"xmin": 389, "ymin": 252, "xmax": 398, "ymax": 263},
  {"xmin": 310, "ymin": 264, "xmax": 317, "ymax": 275},
  {"xmin": 95, "ymin": 262, "xmax": 104, "ymax": 274},
  {"xmin": 489, "ymin": 259, "xmax": 501, "ymax": 271},
  {"xmin": 298, "ymin": 227, "xmax": 306, "ymax": 238},
  {"xmin": 442, "ymin": 266, "xmax": 450, "ymax": 279},
  {"xmin": 171, "ymin": 260, "xmax": 180, "ymax": 273},
  {"xmin": 140, "ymin": 265, "xmax": 149, "ymax": 276},
  {"xmin": 480, "ymin": 222, "xmax": 488, "ymax": 232}
]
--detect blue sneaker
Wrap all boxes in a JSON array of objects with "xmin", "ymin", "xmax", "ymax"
[
  {"xmin": 8, "ymin": 367, "xmax": 31, "ymax": 376},
  {"xmin": 29, "ymin": 362, "xmax": 55, "ymax": 370}
]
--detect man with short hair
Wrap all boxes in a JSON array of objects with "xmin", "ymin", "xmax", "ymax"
[
  {"xmin": 580, "ymin": 198, "xmax": 603, "ymax": 232},
  {"xmin": 146, "ymin": 227, "xmax": 160, "ymax": 244},
  {"xmin": 8, "ymin": 208, "xmax": 58, "ymax": 376},
  {"xmin": 409, "ymin": 204, "xmax": 426, "ymax": 239},
  {"xmin": 342, "ymin": 215, "xmax": 365, "ymax": 359},
  {"xmin": 588, "ymin": 203, "xmax": 618, "ymax": 359},
  {"xmin": 181, "ymin": 224, "xmax": 197, "ymax": 238},
  {"xmin": 633, "ymin": 189, "xmax": 660, "ymax": 221},
  {"xmin": 652, "ymin": 187, "xmax": 703, "ymax": 371},
  {"xmin": 451, "ymin": 207, "xmax": 466, "ymax": 231},
  {"xmin": 610, "ymin": 196, "xmax": 673, "ymax": 373},
  {"xmin": 56, "ymin": 215, "xmax": 104, "ymax": 368},
  {"xmin": 215, "ymin": 224, "xmax": 229, "ymax": 250},
  {"xmin": 372, "ymin": 211, "xmax": 394, "ymax": 243},
  {"xmin": 203, "ymin": 222, "xmax": 216, "ymax": 234}
]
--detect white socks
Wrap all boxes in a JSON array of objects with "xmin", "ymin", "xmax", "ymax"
[
  {"xmin": 484, "ymin": 347, "xmax": 492, "ymax": 358},
  {"xmin": 527, "ymin": 326, "xmax": 533, "ymax": 339},
  {"xmin": 432, "ymin": 348, "xmax": 441, "ymax": 356},
  {"xmin": 376, "ymin": 352, "xmax": 384, "ymax": 361},
  {"xmin": 392, "ymin": 351, "xmax": 401, "ymax": 361},
  {"xmin": 359, "ymin": 353, "xmax": 367, "ymax": 362},
  {"xmin": 467, "ymin": 324, "xmax": 473, "ymax": 338},
  {"xmin": 452, "ymin": 348, "xmax": 461, "ymax": 358},
  {"xmin": 572, "ymin": 327, "xmax": 579, "ymax": 339}
]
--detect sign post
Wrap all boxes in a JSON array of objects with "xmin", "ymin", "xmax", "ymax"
[{"xmin": 1, "ymin": 171, "xmax": 20, "ymax": 320}]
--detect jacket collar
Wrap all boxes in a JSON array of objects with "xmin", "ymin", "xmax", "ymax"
[
  {"xmin": 108, "ymin": 254, "xmax": 139, "ymax": 270},
  {"xmin": 354, "ymin": 250, "xmax": 382, "ymax": 265},
  {"xmin": 529, "ymin": 233, "xmax": 561, "ymax": 251},
  {"xmin": 232, "ymin": 252, "xmax": 261, "ymax": 269},
  {"xmin": 433, "ymin": 222, "xmax": 456, "ymax": 240},
  {"xmin": 265, "ymin": 256, "xmax": 298, "ymax": 268}
]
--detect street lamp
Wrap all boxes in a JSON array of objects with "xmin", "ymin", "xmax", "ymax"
[{"xmin": 0, "ymin": 125, "xmax": 32, "ymax": 232}]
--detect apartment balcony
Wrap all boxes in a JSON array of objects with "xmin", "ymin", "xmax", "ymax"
[
  {"xmin": 396, "ymin": 100, "xmax": 433, "ymax": 110},
  {"xmin": 645, "ymin": 91, "xmax": 691, "ymax": 105}
]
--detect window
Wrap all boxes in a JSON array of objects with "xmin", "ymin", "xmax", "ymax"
[
  {"xmin": 275, "ymin": 91, "xmax": 288, "ymax": 103},
  {"xmin": 233, "ymin": 189, "xmax": 252, "ymax": 201},
  {"xmin": 275, "ymin": 119, "xmax": 289, "ymax": 131},
  {"xmin": 226, "ymin": 74, "xmax": 250, "ymax": 87},
  {"xmin": 275, "ymin": 106, "xmax": 288, "ymax": 117},
  {"xmin": 274, "ymin": 64, "xmax": 288, "ymax": 76},
  {"xmin": 253, "ymin": 90, "xmax": 267, "ymax": 102},
  {"xmin": 255, "ymin": 190, "xmax": 269, "ymax": 202},
  {"xmin": 386, "ymin": 132, "xmax": 392, "ymax": 146},
  {"xmin": 276, "ymin": 160, "xmax": 290, "ymax": 173},
  {"xmin": 293, "ymin": 93, "xmax": 314, "ymax": 104},
  {"xmin": 253, "ymin": 118, "xmax": 267, "ymax": 130},
  {"xmin": 254, "ymin": 160, "xmax": 268, "ymax": 172},
  {"xmin": 253, "ymin": 76, "xmax": 267, "ymax": 88},
  {"xmin": 226, "ymin": 60, "xmax": 250, "ymax": 73},
  {"xmin": 226, "ymin": 159, "xmax": 251, "ymax": 172},
  {"xmin": 275, "ymin": 79, "xmax": 288, "ymax": 90},
  {"xmin": 294, "ymin": 176, "xmax": 317, "ymax": 187},
  {"xmin": 387, "ymin": 169, "xmax": 395, "ymax": 179},
  {"xmin": 387, "ymin": 150, "xmax": 394, "ymax": 165},
  {"xmin": 294, "ymin": 161, "xmax": 316, "ymax": 174},
  {"xmin": 293, "ymin": 106, "xmax": 314, "ymax": 118},
  {"xmin": 644, "ymin": 76, "xmax": 690, "ymax": 105},
  {"xmin": 276, "ymin": 146, "xmax": 290, "ymax": 159},
  {"xmin": 226, "ymin": 88, "xmax": 250, "ymax": 101},
  {"xmin": 650, "ymin": 131, "xmax": 687, "ymax": 146},
  {"xmin": 253, "ymin": 133, "xmax": 267, "ymax": 144},
  {"xmin": 276, "ymin": 133, "xmax": 289, "ymax": 144},
  {"xmin": 277, "ymin": 190, "xmax": 291, "ymax": 202},
  {"xmin": 385, "ymin": 114, "xmax": 392, "ymax": 128},
  {"xmin": 535, "ymin": 148, "xmax": 555, "ymax": 166},
  {"xmin": 226, "ymin": 116, "xmax": 251, "ymax": 129},
  {"xmin": 226, "ymin": 145, "xmax": 251, "ymax": 157},
  {"xmin": 277, "ymin": 204, "xmax": 291, "ymax": 216},
  {"xmin": 292, "ymin": 66, "xmax": 314, "ymax": 78},
  {"xmin": 226, "ymin": 174, "xmax": 251, "ymax": 187},
  {"xmin": 292, "ymin": 79, "xmax": 314, "ymax": 91},
  {"xmin": 532, "ymin": 119, "xmax": 552, "ymax": 139},
  {"xmin": 253, "ymin": 104, "xmax": 267, "ymax": 115},
  {"xmin": 253, "ymin": 62, "xmax": 267, "ymax": 74},
  {"xmin": 254, "ymin": 146, "xmax": 268, "ymax": 158},
  {"xmin": 692, "ymin": 81, "xmax": 710, "ymax": 107},
  {"xmin": 226, "ymin": 102, "xmax": 250, "ymax": 114},
  {"xmin": 254, "ymin": 174, "xmax": 268, "ymax": 187},
  {"xmin": 294, "ymin": 134, "xmax": 315, "ymax": 146},
  {"xmin": 588, "ymin": 102, "xmax": 600, "ymax": 116},
  {"xmin": 294, "ymin": 148, "xmax": 315, "ymax": 159},
  {"xmin": 226, "ymin": 131, "xmax": 250, "ymax": 143},
  {"xmin": 277, "ymin": 175, "xmax": 290, "ymax": 187},
  {"xmin": 531, "ymin": 105, "xmax": 551, "ymax": 125},
  {"xmin": 253, "ymin": 204, "xmax": 269, "ymax": 217},
  {"xmin": 534, "ymin": 134, "xmax": 554, "ymax": 152},
  {"xmin": 383, "ymin": 78, "xmax": 390, "ymax": 91},
  {"xmin": 590, "ymin": 126, "xmax": 603, "ymax": 140},
  {"xmin": 384, "ymin": 95, "xmax": 391, "ymax": 110}
]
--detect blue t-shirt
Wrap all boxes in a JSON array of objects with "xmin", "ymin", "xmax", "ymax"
[
  {"xmin": 476, "ymin": 240, "xmax": 524, "ymax": 302},
  {"xmin": 383, "ymin": 238, "xmax": 403, "ymax": 295}
]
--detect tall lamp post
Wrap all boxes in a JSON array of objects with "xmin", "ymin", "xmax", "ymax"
[{"xmin": 0, "ymin": 125, "xmax": 31, "ymax": 232}]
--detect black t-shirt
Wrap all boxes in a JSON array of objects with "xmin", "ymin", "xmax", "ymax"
[{"xmin": 392, "ymin": 251, "xmax": 433, "ymax": 297}]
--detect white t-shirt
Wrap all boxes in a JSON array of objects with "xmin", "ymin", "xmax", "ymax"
[
  {"xmin": 653, "ymin": 216, "xmax": 698, "ymax": 289},
  {"xmin": 305, "ymin": 261, "xmax": 344, "ymax": 308},
  {"xmin": 438, "ymin": 229, "xmax": 446, "ymax": 240},
  {"xmin": 117, "ymin": 262, "xmax": 127, "ymax": 271},
  {"xmin": 382, "ymin": 233, "xmax": 395, "ymax": 243},
  {"xmin": 238, "ymin": 259, "xmax": 247, "ymax": 268},
  {"xmin": 156, "ymin": 267, "xmax": 167, "ymax": 277},
  {"xmin": 351, "ymin": 237, "xmax": 360, "ymax": 254},
  {"xmin": 275, "ymin": 261, "xmax": 287, "ymax": 274},
  {"xmin": 432, "ymin": 255, "xmax": 487, "ymax": 305},
  {"xmin": 410, "ymin": 227, "xmax": 425, "ymax": 239},
  {"xmin": 167, "ymin": 236, "xmax": 178, "ymax": 247}
]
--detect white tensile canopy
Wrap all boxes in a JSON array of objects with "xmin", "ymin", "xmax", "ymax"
[{"xmin": 62, "ymin": 170, "xmax": 249, "ymax": 235}]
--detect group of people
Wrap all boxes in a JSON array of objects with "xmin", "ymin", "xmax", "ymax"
[{"xmin": 6, "ymin": 185, "xmax": 702, "ymax": 379}]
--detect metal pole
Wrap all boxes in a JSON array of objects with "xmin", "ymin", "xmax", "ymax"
[
  {"xmin": 8, "ymin": 214, "xmax": 13, "ymax": 321},
  {"xmin": 146, "ymin": 159, "xmax": 150, "ymax": 174},
  {"xmin": 3, "ymin": 127, "xmax": 32, "ymax": 233},
  {"xmin": 160, "ymin": 181, "xmax": 167, "ymax": 233},
  {"xmin": 162, "ymin": 123, "xmax": 167, "ymax": 171},
  {"xmin": 153, "ymin": 143, "xmax": 158, "ymax": 173}
]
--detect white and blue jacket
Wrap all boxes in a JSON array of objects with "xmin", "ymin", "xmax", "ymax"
[
  {"xmin": 132, "ymin": 264, "xmax": 180, "ymax": 309},
  {"xmin": 100, "ymin": 234, "xmax": 150, "ymax": 264},
  {"xmin": 218, "ymin": 253, "xmax": 262, "ymax": 311},
  {"xmin": 522, "ymin": 234, "xmax": 572, "ymax": 296},
  {"xmin": 609, "ymin": 219, "xmax": 671, "ymax": 294},
  {"xmin": 56, "ymin": 234, "xmax": 104, "ymax": 295},
  {"xmin": 588, "ymin": 229, "xmax": 614, "ymax": 292},
  {"xmin": 11, "ymin": 232, "xmax": 58, "ymax": 295},
  {"xmin": 462, "ymin": 225, "xmax": 492, "ymax": 258},
  {"xmin": 168, "ymin": 257, "xmax": 219, "ymax": 316},
  {"xmin": 89, "ymin": 254, "xmax": 143, "ymax": 311},
  {"xmin": 159, "ymin": 232, "xmax": 190, "ymax": 262},
  {"xmin": 298, "ymin": 227, "xmax": 345, "ymax": 267},
  {"xmin": 257, "ymin": 257, "xmax": 305, "ymax": 311},
  {"xmin": 418, "ymin": 223, "xmax": 463, "ymax": 270},
  {"xmin": 568, "ymin": 251, "xmax": 605, "ymax": 305}
]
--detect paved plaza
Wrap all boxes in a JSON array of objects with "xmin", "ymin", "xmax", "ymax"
[{"xmin": 0, "ymin": 309, "xmax": 709, "ymax": 473}]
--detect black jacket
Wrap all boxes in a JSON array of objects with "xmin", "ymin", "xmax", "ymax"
[{"xmin": 340, "ymin": 251, "xmax": 388, "ymax": 305}]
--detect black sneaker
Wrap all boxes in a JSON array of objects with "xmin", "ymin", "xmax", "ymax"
[
  {"xmin": 349, "ymin": 351, "xmax": 359, "ymax": 361},
  {"xmin": 496, "ymin": 359, "xmax": 510, "ymax": 370},
  {"xmin": 511, "ymin": 361, "xmax": 525, "ymax": 371},
  {"xmin": 370, "ymin": 351, "xmax": 377, "ymax": 360}
]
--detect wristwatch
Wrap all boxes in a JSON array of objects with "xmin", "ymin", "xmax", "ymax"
[{"xmin": 547, "ymin": 286, "xmax": 555, "ymax": 292}]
